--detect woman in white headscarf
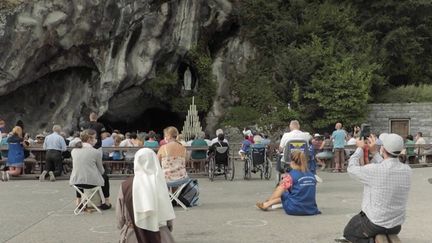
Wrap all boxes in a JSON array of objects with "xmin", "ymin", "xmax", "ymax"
[{"xmin": 116, "ymin": 148, "xmax": 176, "ymax": 243}]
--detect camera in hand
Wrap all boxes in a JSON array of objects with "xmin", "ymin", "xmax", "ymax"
[{"xmin": 360, "ymin": 123, "xmax": 371, "ymax": 139}]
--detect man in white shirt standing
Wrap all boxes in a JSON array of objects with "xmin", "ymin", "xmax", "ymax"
[
  {"xmin": 415, "ymin": 132, "xmax": 426, "ymax": 164},
  {"xmin": 342, "ymin": 133, "xmax": 412, "ymax": 243}
]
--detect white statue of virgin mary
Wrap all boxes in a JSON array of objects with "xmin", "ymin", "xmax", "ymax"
[{"xmin": 184, "ymin": 67, "xmax": 192, "ymax": 91}]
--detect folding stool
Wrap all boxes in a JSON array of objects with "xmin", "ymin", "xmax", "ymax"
[
  {"xmin": 73, "ymin": 185, "xmax": 103, "ymax": 215},
  {"xmin": 167, "ymin": 182, "xmax": 189, "ymax": 211}
]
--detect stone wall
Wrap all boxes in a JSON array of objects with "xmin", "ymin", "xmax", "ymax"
[{"xmin": 367, "ymin": 102, "xmax": 432, "ymax": 140}]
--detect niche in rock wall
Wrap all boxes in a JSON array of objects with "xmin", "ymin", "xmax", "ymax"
[
  {"xmin": 0, "ymin": 67, "xmax": 95, "ymax": 134},
  {"xmin": 178, "ymin": 62, "xmax": 198, "ymax": 93}
]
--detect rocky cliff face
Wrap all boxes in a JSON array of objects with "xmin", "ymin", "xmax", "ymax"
[{"xmin": 0, "ymin": 0, "xmax": 253, "ymax": 134}]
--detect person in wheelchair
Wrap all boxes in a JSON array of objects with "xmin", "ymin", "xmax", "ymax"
[
  {"xmin": 248, "ymin": 135, "xmax": 266, "ymax": 173},
  {"xmin": 256, "ymin": 150, "xmax": 320, "ymax": 215},
  {"xmin": 238, "ymin": 135, "xmax": 252, "ymax": 160},
  {"xmin": 208, "ymin": 133, "xmax": 229, "ymax": 173}
]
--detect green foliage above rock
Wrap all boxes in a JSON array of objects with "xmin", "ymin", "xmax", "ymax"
[
  {"xmin": 374, "ymin": 85, "xmax": 432, "ymax": 103},
  {"xmin": 227, "ymin": 0, "xmax": 432, "ymax": 131}
]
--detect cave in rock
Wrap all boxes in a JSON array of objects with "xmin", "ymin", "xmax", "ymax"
[
  {"xmin": 0, "ymin": 67, "xmax": 95, "ymax": 134},
  {"xmin": 99, "ymin": 107, "xmax": 186, "ymax": 135}
]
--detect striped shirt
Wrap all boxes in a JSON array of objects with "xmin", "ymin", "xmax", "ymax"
[{"xmin": 347, "ymin": 148, "xmax": 412, "ymax": 229}]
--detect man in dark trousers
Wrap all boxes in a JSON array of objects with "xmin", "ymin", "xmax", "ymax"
[
  {"xmin": 339, "ymin": 133, "xmax": 412, "ymax": 243},
  {"xmin": 40, "ymin": 125, "xmax": 67, "ymax": 181},
  {"xmin": 81, "ymin": 112, "xmax": 106, "ymax": 149}
]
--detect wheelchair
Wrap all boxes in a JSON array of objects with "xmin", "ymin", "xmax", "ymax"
[
  {"xmin": 208, "ymin": 146, "xmax": 235, "ymax": 181},
  {"xmin": 275, "ymin": 139, "xmax": 310, "ymax": 186},
  {"xmin": 243, "ymin": 146, "xmax": 272, "ymax": 180}
]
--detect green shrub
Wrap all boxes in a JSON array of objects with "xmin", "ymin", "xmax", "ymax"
[{"xmin": 375, "ymin": 85, "xmax": 432, "ymax": 103}]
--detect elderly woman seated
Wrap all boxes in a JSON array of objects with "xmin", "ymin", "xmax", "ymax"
[
  {"xmin": 69, "ymin": 129, "xmax": 111, "ymax": 210},
  {"xmin": 157, "ymin": 126, "xmax": 189, "ymax": 187}
]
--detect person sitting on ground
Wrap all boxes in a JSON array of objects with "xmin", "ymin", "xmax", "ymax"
[
  {"xmin": 239, "ymin": 135, "xmax": 252, "ymax": 160},
  {"xmin": 69, "ymin": 129, "xmax": 112, "ymax": 210},
  {"xmin": 340, "ymin": 134, "xmax": 412, "ymax": 243},
  {"xmin": 2, "ymin": 126, "xmax": 27, "ymax": 181},
  {"xmin": 144, "ymin": 131, "xmax": 159, "ymax": 148},
  {"xmin": 40, "ymin": 125, "xmax": 67, "ymax": 182},
  {"xmin": 315, "ymin": 132, "xmax": 333, "ymax": 170},
  {"xmin": 256, "ymin": 150, "xmax": 320, "ymax": 215},
  {"xmin": 157, "ymin": 126, "xmax": 189, "ymax": 185},
  {"xmin": 116, "ymin": 148, "xmax": 175, "ymax": 243}
]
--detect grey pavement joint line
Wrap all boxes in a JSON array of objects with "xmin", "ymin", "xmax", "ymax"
[{"xmin": 4, "ymin": 200, "xmax": 75, "ymax": 242}]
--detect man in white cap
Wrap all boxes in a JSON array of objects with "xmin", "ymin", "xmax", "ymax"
[{"xmin": 340, "ymin": 134, "xmax": 412, "ymax": 243}]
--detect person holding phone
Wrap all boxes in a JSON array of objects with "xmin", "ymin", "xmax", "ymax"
[{"xmin": 340, "ymin": 134, "xmax": 412, "ymax": 243}]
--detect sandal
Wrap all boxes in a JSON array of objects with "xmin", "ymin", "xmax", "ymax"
[{"xmin": 256, "ymin": 202, "xmax": 268, "ymax": 211}]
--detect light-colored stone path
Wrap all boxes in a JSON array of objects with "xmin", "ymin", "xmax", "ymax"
[{"xmin": 0, "ymin": 165, "xmax": 431, "ymax": 243}]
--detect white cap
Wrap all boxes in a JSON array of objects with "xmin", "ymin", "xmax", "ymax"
[
  {"xmin": 314, "ymin": 133, "xmax": 320, "ymax": 137},
  {"xmin": 379, "ymin": 133, "xmax": 404, "ymax": 156}
]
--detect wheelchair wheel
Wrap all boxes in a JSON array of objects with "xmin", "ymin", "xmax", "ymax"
[
  {"xmin": 243, "ymin": 158, "xmax": 251, "ymax": 180},
  {"xmin": 264, "ymin": 158, "xmax": 272, "ymax": 180},
  {"xmin": 208, "ymin": 156, "xmax": 215, "ymax": 181},
  {"xmin": 225, "ymin": 157, "xmax": 235, "ymax": 181}
]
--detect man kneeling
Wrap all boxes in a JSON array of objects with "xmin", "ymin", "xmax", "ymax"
[{"xmin": 343, "ymin": 134, "xmax": 411, "ymax": 243}]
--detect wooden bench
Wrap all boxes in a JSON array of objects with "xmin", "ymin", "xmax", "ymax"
[{"xmin": 375, "ymin": 234, "xmax": 402, "ymax": 243}]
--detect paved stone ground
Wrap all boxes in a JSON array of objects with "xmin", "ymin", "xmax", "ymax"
[{"xmin": 0, "ymin": 165, "xmax": 431, "ymax": 243}]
